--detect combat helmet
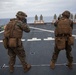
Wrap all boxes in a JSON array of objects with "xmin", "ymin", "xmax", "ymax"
[
  {"xmin": 62, "ymin": 10, "xmax": 70, "ymax": 18},
  {"xmin": 16, "ymin": 11, "xmax": 27, "ymax": 18}
]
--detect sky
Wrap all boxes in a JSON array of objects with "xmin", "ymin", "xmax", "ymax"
[{"xmin": 0, "ymin": 0, "xmax": 76, "ymax": 18}]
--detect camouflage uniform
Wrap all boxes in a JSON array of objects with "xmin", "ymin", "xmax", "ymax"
[
  {"xmin": 50, "ymin": 11, "xmax": 73, "ymax": 69},
  {"xmin": 4, "ymin": 11, "xmax": 31, "ymax": 72}
]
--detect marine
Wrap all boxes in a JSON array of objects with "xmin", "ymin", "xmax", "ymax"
[
  {"xmin": 50, "ymin": 10, "xmax": 73, "ymax": 69},
  {"xmin": 4, "ymin": 11, "xmax": 31, "ymax": 73}
]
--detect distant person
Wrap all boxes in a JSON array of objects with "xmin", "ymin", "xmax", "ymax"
[
  {"xmin": 50, "ymin": 10, "xmax": 74, "ymax": 69},
  {"xmin": 3, "ymin": 11, "xmax": 31, "ymax": 73}
]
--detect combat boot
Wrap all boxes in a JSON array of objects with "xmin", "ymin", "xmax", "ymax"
[
  {"xmin": 66, "ymin": 62, "xmax": 73, "ymax": 69},
  {"xmin": 9, "ymin": 65, "xmax": 14, "ymax": 73},
  {"xmin": 24, "ymin": 64, "xmax": 31, "ymax": 72},
  {"xmin": 50, "ymin": 61, "xmax": 55, "ymax": 69}
]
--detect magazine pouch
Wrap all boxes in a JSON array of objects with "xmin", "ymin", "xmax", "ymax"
[
  {"xmin": 68, "ymin": 36, "xmax": 74, "ymax": 45},
  {"xmin": 8, "ymin": 38, "xmax": 17, "ymax": 47},
  {"xmin": 55, "ymin": 37, "xmax": 66, "ymax": 50}
]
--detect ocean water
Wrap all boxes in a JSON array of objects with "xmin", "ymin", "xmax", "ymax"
[{"xmin": 0, "ymin": 16, "xmax": 53, "ymax": 26}]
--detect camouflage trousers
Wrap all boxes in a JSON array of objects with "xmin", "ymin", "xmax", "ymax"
[
  {"xmin": 51, "ymin": 41, "xmax": 73, "ymax": 63},
  {"xmin": 8, "ymin": 45, "xmax": 27, "ymax": 69}
]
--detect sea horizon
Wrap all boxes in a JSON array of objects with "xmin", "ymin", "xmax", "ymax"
[{"xmin": 0, "ymin": 16, "xmax": 54, "ymax": 26}]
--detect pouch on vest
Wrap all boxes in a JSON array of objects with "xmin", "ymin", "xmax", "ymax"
[
  {"xmin": 55, "ymin": 19, "xmax": 72, "ymax": 35},
  {"xmin": 8, "ymin": 38, "xmax": 17, "ymax": 47},
  {"xmin": 55, "ymin": 27, "xmax": 72, "ymax": 36},
  {"xmin": 4, "ymin": 21, "xmax": 16, "ymax": 38},
  {"xmin": 4, "ymin": 30, "xmax": 11, "ymax": 38},
  {"xmin": 68, "ymin": 36, "xmax": 74, "ymax": 45},
  {"xmin": 55, "ymin": 37, "xmax": 66, "ymax": 50},
  {"xmin": 3, "ymin": 38, "xmax": 8, "ymax": 49}
]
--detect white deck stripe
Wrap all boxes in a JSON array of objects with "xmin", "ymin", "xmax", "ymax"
[
  {"xmin": 0, "ymin": 30, "xmax": 4, "ymax": 33},
  {"xmin": 27, "ymin": 38, "xmax": 41, "ymax": 41},
  {"xmin": 0, "ymin": 39, "xmax": 25, "ymax": 42},
  {"xmin": 21, "ymin": 39, "xmax": 25, "ymax": 41},
  {"xmin": 30, "ymin": 26, "xmax": 54, "ymax": 33},
  {"xmin": 1, "ymin": 63, "xmax": 76, "ymax": 68},
  {"xmin": 72, "ymin": 35, "xmax": 76, "ymax": 37},
  {"xmin": 0, "ymin": 40, "xmax": 3, "ymax": 42},
  {"xmin": 0, "ymin": 35, "xmax": 76, "ymax": 42},
  {"xmin": 44, "ymin": 37, "xmax": 55, "ymax": 41}
]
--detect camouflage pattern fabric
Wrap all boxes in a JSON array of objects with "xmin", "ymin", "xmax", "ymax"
[
  {"xmin": 8, "ymin": 44, "xmax": 27, "ymax": 69},
  {"xmin": 51, "ymin": 42, "xmax": 73, "ymax": 63},
  {"xmin": 51, "ymin": 10, "xmax": 73, "ymax": 64}
]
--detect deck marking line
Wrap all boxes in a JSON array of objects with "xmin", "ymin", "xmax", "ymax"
[
  {"xmin": 30, "ymin": 26, "xmax": 54, "ymax": 33},
  {"xmin": 27, "ymin": 38, "xmax": 41, "ymax": 41},
  {"xmin": 44, "ymin": 37, "xmax": 55, "ymax": 41},
  {"xmin": 1, "ymin": 63, "xmax": 76, "ymax": 68}
]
